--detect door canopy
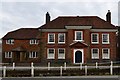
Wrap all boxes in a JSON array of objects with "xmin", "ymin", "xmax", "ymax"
[
  {"xmin": 12, "ymin": 46, "xmax": 26, "ymax": 52},
  {"xmin": 70, "ymin": 41, "xmax": 88, "ymax": 48}
]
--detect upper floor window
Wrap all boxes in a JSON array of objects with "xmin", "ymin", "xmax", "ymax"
[
  {"xmin": 58, "ymin": 48, "xmax": 65, "ymax": 59},
  {"xmin": 75, "ymin": 31, "xmax": 83, "ymax": 41},
  {"xmin": 102, "ymin": 48, "xmax": 110, "ymax": 59},
  {"xmin": 48, "ymin": 33, "xmax": 55, "ymax": 44},
  {"xmin": 102, "ymin": 34, "xmax": 109, "ymax": 44},
  {"xmin": 91, "ymin": 33, "xmax": 99, "ymax": 44},
  {"xmin": 47, "ymin": 48, "xmax": 55, "ymax": 59},
  {"xmin": 30, "ymin": 39, "xmax": 38, "ymax": 44},
  {"xmin": 91, "ymin": 48, "xmax": 99, "ymax": 59},
  {"xmin": 5, "ymin": 52, "xmax": 12, "ymax": 58},
  {"xmin": 6, "ymin": 39, "xmax": 14, "ymax": 44},
  {"xmin": 58, "ymin": 33, "xmax": 65, "ymax": 44},
  {"xmin": 29, "ymin": 52, "xmax": 38, "ymax": 58}
]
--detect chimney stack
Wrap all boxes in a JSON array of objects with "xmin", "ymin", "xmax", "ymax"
[
  {"xmin": 46, "ymin": 12, "xmax": 50, "ymax": 23},
  {"xmin": 106, "ymin": 10, "xmax": 111, "ymax": 23}
]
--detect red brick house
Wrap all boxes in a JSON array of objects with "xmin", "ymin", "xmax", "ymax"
[
  {"xmin": 2, "ymin": 10, "xmax": 118, "ymax": 64},
  {"xmin": 2, "ymin": 28, "xmax": 41, "ymax": 63}
]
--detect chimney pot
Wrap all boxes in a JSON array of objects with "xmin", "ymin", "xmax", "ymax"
[
  {"xmin": 46, "ymin": 12, "xmax": 50, "ymax": 24},
  {"xmin": 106, "ymin": 10, "xmax": 111, "ymax": 23}
]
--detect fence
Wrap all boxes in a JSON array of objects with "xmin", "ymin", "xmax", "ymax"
[{"xmin": 0, "ymin": 61, "xmax": 120, "ymax": 77}]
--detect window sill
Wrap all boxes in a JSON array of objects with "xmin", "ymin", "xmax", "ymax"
[
  {"xmin": 91, "ymin": 42, "xmax": 99, "ymax": 44},
  {"xmin": 102, "ymin": 58, "xmax": 110, "ymax": 59},
  {"xmin": 58, "ymin": 42, "xmax": 65, "ymax": 44},
  {"xmin": 47, "ymin": 42, "xmax": 55, "ymax": 44},
  {"xmin": 29, "ymin": 57, "xmax": 38, "ymax": 59},
  {"xmin": 6, "ymin": 44, "xmax": 14, "ymax": 45},
  {"xmin": 47, "ymin": 58, "xmax": 55, "ymax": 59},
  {"xmin": 102, "ymin": 42, "xmax": 110, "ymax": 44},
  {"xmin": 30, "ymin": 44, "xmax": 38, "ymax": 45},
  {"xmin": 58, "ymin": 58, "xmax": 65, "ymax": 59},
  {"xmin": 5, "ymin": 58, "xmax": 12, "ymax": 59},
  {"xmin": 73, "ymin": 40, "xmax": 84, "ymax": 42},
  {"xmin": 92, "ymin": 58, "xmax": 99, "ymax": 59}
]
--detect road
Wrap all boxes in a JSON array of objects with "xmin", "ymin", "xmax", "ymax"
[{"xmin": 1, "ymin": 76, "xmax": 120, "ymax": 80}]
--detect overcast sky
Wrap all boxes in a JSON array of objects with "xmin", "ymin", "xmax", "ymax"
[{"xmin": 0, "ymin": 0, "xmax": 120, "ymax": 38}]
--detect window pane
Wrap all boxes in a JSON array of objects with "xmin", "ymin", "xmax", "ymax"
[
  {"xmin": 6, "ymin": 39, "xmax": 14, "ymax": 44},
  {"xmin": 5, "ymin": 52, "xmax": 12, "ymax": 58},
  {"xmin": 103, "ymin": 35, "xmax": 108, "ymax": 42},
  {"xmin": 102, "ymin": 49, "xmax": 109, "ymax": 59},
  {"xmin": 59, "ymin": 49, "xmax": 64, "ymax": 53},
  {"xmin": 49, "ymin": 49, "xmax": 54, "ymax": 54},
  {"xmin": 30, "ymin": 39, "xmax": 37, "ymax": 44},
  {"xmin": 102, "ymin": 34, "xmax": 109, "ymax": 43},
  {"xmin": 92, "ymin": 34, "xmax": 98, "ymax": 43},
  {"xmin": 33, "ymin": 52, "xmax": 35, "ymax": 57},
  {"xmin": 48, "ymin": 34, "xmax": 55, "ymax": 43},
  {"xmin": 58, "ymin": 48, "xmax": 65, "ymax": 59},
  {"xmin": 29, "ymin": 52, "xmax": 31, "ymax": 58},
  {"xmin": 58, "ymin": 33, "xmax": 65, "ymax": 43},
  {"xmin": 29, "ymin": 52, "xmax": 37, "ymax": 58},
  {"xmin": 93, "ymin": 49, "xmax": 98, "ymax": 53},
  {"xmin": 103, "ymin": 49, "xmax": 108, "ymax": 53},
  {"xmin": 92, "ymin": 49, "xmax": 99, "ymax": 59},
  {"xmin": 76, "ymin": 32, "xmax": 82, "ymax": 40},
  {"xmin": 48, "ymin": 48, "xmax": 55, "ymax": 59}
]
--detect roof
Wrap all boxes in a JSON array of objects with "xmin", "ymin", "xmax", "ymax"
[
  {"xmin": 39, "ymin": 16, "xmax": 116, "ymax": 29},
  {"xmin": 2, "ymin": 28, "xmax": 40, "ymax": 39}
]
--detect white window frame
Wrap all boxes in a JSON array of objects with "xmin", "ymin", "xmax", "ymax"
[
  {"xmin": 75, "ymin": 31, "xmax": 83, "ymax": 41},
  {"xmin": 29, "ymin": 52, "xmax": 37, "ymax": 58},
  {"xmin": 6, "ymin": 39, "xmax": 14, "ymax": 44},
  {"xmin": 91, "ymin": 33, "xmax": 99, "ymax": 44},
  {"xmin": 47, "ymin": 48, "xmax": 55, "ymax": 59},
  {"xmin": 102, "ymin": 34, "xmax": 109, "ymax": 44},
  {"xmin": 91, "ymin": 48, "xmax": 99, "ymax": 59},
  {"xmin": 102, "ymin": 48, "xmax": 110, "ymax": 59},
  {"xmin": 5, "ymin": 52, "xmax": 12, "ymax": 58},
  {"xmin": 30, "ymin": 39, "xmax": 38, "ymax": 44},
  {"xmin": 58, "ymin": 48, "xmax": 65, "ymax": 59},
  {"xmin": 58, "ymin": 33, "xmax": 65, "ymax": 44},
  {"xmin": 48, "ymin": 33, "xmax": 55, "ymax": 44}
]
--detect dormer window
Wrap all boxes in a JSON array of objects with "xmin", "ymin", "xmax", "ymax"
[
  {"xmin": 6, "ymin": 39, "xmax": 14, "ymax": 44},
  {"xmin": 30, "ymin": 39, "xmax": 38, "ymax": 44},
  {"xmin": 75, "ymin": 31, "xmax": 83, "ymax": 41}
]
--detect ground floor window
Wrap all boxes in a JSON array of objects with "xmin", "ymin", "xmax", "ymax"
[
  {"xmin": 47, "ymin": 48, "xmax": 55, "ymax": 59},
  {"xmin": 91, "ymin": 48, "xmax": 99, "ymax": 59},
  {"xmin": 5, "ymin": 52, "xmax": 12, "ymax": 58},
  {"xmin": 29, "ymin": 52, "xmax": 37, "ymax": 58},
  {"xmin": 102, "ymin": 48, "xmax": 110, "ymax": 59},
  {"xmin": 58, "ymin": 48, "xmax": 65, "ymax": 59}
]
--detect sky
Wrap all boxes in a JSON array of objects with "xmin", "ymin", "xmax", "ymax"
[{"xmin": 0, "ymin": 0, "xmax": 120, "ymax": 39}]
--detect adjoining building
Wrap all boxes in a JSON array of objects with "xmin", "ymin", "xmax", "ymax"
[{"xmin": 2, "ymin": 10, "xmax": 118, "ymax": 65}]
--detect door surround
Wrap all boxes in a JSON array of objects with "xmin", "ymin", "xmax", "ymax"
[{"xmin": 74, "ymin": 49, "xmax": 84, "ymax": 64}]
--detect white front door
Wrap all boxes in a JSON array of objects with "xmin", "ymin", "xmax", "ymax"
[{"xmin": 74, "ymin": 49, "xmax": 84, "ymax": 64}]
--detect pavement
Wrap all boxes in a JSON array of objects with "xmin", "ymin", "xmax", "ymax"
[{"xmin": 1, "ymin": 76, "xmax": 120, "ymax": 80}]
